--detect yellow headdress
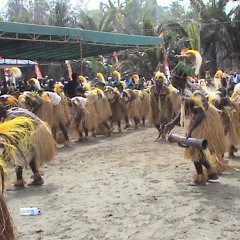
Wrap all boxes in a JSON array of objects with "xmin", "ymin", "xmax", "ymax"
[
  {"xmin": 146, "ymin": 80, "xmax": 152, "ymax": 86},
  {"xmin": 93, "ymin": 88, "xmax": 105, "ymax": 98},
  {"xmin": 185, "ymin": 89, "xmax": 205, "ymax": 110},
  {"xmin": 96, "ymin": 72, "xmax": 106, "ymax": 83},
  {"xmin": 168, "ymin": 83, "xmax": 179, "ymax": 94},
  {"xmin": 79, "ymin": 76, "xmax": 87, "ymax": 83},
  {"xmin": 155, "ymin": 71, "xmax": 166, "ymax": 82},
  {"xmin": 78, "ymin": 75, "xmax": 92, "ymax": 90},
  {"xmin": 181, "ymin": 49, "xmax": 202, "ymax": 75},
  {"xmin": 119, "ymin": 80, "xmax": 126, "ymax": 89},
  {"xmin": 30, "ymin": 77, "xmax": 36, "ymax": 83},
  {"xmin": 10, "ymin": 67, "xmax": 22, "ymax": 78},
  {"xmin": 198, "ymin": 79, "xmax": 207, "ymax": 89},
  {"xmin": 132, "ymin": 74, "xmax": 139, "ymax": 84},
  {"xmin": 5, "ymin": 96, "xmax": 16, "ymax": 105},
  {"xmin": 214, "ymin": 69, "xmax": 223, "ymax": 78},
  {"xmin": 230, "ymin": 83, "xmax": 240, "ymax": 100},
  {"xmin": 18, "ymin": 95, "xmax": 24, "ymax": 103},
  {"xmin": 206, "ymin": 91, "xmax": 221, "ymax": 112},
  {"xmin": 113, "ymin": 70, "xmax": 121, "ymax": 81},
  {"xmin": 29, "ymin": 78, "xmax": 41, "ymax": 90},
  {"xmin": 42, "ymin": 93, "xmax": 51, "ymax": 102},
  {"xmin": 54, "ymin": 83, "xmax": 64, "ymax": 94}
]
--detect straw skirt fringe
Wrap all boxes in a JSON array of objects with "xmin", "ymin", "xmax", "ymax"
[
  {"xmin": 31, "ymin": 121, "xmax": 57, "ymax": 169},
  {"xmin": 185, "ymin": 107, "xmax": 227, "ymax": 161},
  {"xmin": 126, "ymin": 97, "xmax": 142, "ymax": 119},
  {"xmin": 35, "ymin": 101, "xmax": 55, "ymax": 128},
  {"xmin": 54, "ymin": 100, "xmax": 71, "ymax": 127}
]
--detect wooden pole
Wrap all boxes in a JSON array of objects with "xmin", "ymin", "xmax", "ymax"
[{"xmin": 80, "ymin": 41, "xmax": 83, "ymax": 75}]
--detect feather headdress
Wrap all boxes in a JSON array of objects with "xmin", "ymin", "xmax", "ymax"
[
  {"xmin": 5, "ymin": 95, "xmax": 16, "ymax": 106},
  {"xmin": 10, "ymin": 67, "xmax": 22, "ymax": 78},
  {"xmin": 79, "ymin": 75, "xmax": 87, "ymax": 83},
  {"xmin": 29, "ymin": 78, "xmax": 41, "ymax": 90},
  {"xmin": 173, "ymin": 61, "xmax": 192, "ymax": 78},
  {"xmin": 184, "ymin": 89, "xmax": 205, "ymax": 110},
  {"xmin": 42, "ymin": 93, "xmax": 51, "ymax": 102},
  {"xmin": 206, "ymin": 90, "xmax": 221, "ymax": 112},
  {"xmin": 132, "ymin": 74, "xmax": 139, "ymax": 84},
  {"xmin": 113, "ymin": 70, "xmax": 121, "ymax": 82},
  {"xmin": 119, "ymin": 80, "xmax": 126, "ymax": 89},
  {"xmin": 168, "ymin": 84, "xmax": 179, "ymax": 94},
  {"xmin": 93, "ymin": 88, "xmax": 105, "ymax": 98},
  {"xmin": 181, "ymin": 49, "xmax": 202, "ymax": 75},
  {"xmin": 79, "ymin": 76, "xmax": 92, "ymax": 91},
  {"xmin": 214, "ymin": 70, "xmax": 223, "ymax": 78},
  {"xmin": 54, "ymin": 83, "xmax": 64, "ymax": 94},
  {"xmin": 96, "ymin": 72, "xmax": 106, "ymax": 83},
  {"xmin": 155, "ymin": 71, "xmax": 166, "ymax": 82}
]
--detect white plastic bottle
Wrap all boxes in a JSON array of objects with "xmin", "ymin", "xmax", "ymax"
[{"xmin": 19, "ymin": 207, "xmax": 42, "ymax": 216}]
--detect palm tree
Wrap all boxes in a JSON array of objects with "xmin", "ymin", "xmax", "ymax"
[
  {"xmin": 157, "ymin": 21, "xmax": 190, "ymax": 70},
  {"xmin": 199, "ymin": 0, "xmax": 237, "ymax": 72}
]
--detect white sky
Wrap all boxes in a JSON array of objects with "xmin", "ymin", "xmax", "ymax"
[{"xmin": 0, "ymin": 0, "xmax": 238, "ymax": 13}]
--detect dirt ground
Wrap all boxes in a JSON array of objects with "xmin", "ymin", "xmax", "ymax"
[{"xmin": 4, "ymin": 123, "xmax": 240, "ymax": 240}]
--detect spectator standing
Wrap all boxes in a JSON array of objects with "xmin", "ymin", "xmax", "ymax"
[{"xmin": 65, "ymin": 73, "xmax": 80, "ymax": 98}]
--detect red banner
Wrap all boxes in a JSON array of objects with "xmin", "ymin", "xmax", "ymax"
[
  {"xmin": 158, "ymin": 31, "xmax": 164, "ymax": 48},
  {"xmin": 159, "ymin": 32, "xmax": 170, "ymax": 76},
  {"xmin": 163, "ymin": 48, "xmax": 170, "ymax": 76},
  {"xmin": 35, "ymin": 64, "xmax": 42, "ymax": 78},
  {"xmin": 113, "ymin": 51, "xmax": 121, "ymax": 69},
  {"xmin": 65, "ymin": 60, "xmax": 72, "ymax": 80}
]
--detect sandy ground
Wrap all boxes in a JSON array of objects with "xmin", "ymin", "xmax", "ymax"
[{"xmin": 4, "ymin": 123, "xmax": 240, "ymax": 240}]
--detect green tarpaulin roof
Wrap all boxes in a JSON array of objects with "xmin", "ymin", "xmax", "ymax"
[{"xmin": 0, "ymin": 21, "xmax": 164, "ymax": 62}]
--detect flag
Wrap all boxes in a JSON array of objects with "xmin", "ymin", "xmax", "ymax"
[
  {"xmin": 113, "ymin": 51, "xmax": 121, "ymax": 69},
  {"xmin": 35, "ymin": 64, "xmax": 42, "ymax": 79},
  {"xmin": 65, "ymin": 60, "xmax": 72, "ymax": 80},
  {"xmin": 158, "ymin": 31, "xmax": 164, "ymax": 48},
  {"xmin": 159, "ymin": 31, "xmax": 170, "ymax": 76},
  {"xmin": 4, "ymin": 67, "xmax": 10, "ymax": 82},
  {"xmin": 163, "ymin": 47, "xmax": 170, "ymax": 76}
]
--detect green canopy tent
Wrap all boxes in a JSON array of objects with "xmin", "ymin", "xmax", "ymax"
[{"xmin": 0, "ymin": 21, "xmax": 164, "ymax": 62}]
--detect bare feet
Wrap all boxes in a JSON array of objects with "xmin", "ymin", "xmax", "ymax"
[
  {"xmin": 188, "ymin": 180, "xmax": 206, "ymax": 186},
  {"xmin": 7, "ymin": 184, "xmax": 25, "ymax": 191},
  {"xmin": 27, "ymin": 178, "xmax": 44, "ymax": 186},
  {"xmin": 208, "ymin": 173, "xmax": 219, "ymax": 180},
  {"xmin": 64, "ymin": 140, "xmax": 72, "ymax": 146}
]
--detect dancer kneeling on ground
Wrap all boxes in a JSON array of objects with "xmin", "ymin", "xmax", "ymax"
[{"xmin": 0, "ymin": 105, "xmax": 57, "ymax": 190}]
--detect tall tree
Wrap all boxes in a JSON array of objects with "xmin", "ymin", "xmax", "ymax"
[
  {"xmin": 28, "ymin": 0, "xmax": 50, "ymax": 25},
  {"xmin": 6, "ymin": 0, "xmax": 30, "ymax": 22},
  {"xmin": 193, "ymin": 0, "xmax": 238, "ymax": 72},
  {"xmin": 49, "ymin": 1, "xmax": 71, "ymax": 27}
]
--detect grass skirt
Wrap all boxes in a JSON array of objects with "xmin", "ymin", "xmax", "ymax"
[
  {"xmin": 140, "ymin": 94, "xmax": 151, "ymax": 120},
  {"xmin": 84, "ymin": 100, "xmax": 99, "ymax": 131},
  {"xmin": 185, "ymin": 107, "xmax": 227, "ymax": 161},
  {"xmin": 228, "ymin": 111, "xmax": 240, "ymax": 146},
  {"xmin": 35, "ymin": 100, "xmax": 55, "ymax": 128},
  {"xmin": 149, "ymin": 95, "xmax": 173, "ymax": 125},
  {"xmin": 0, "ymin": 195, "xmax": 16, "ymax": 240},
  {"xmin": 170, "ymin": 92, "xmax": 181, "ymax": 116},
  {"xmin": 31, "ymin": 121, "xmax": 56, "ymax": 169},
  {"xmin": 94, "ymin": 97, "xmax": 112, "ymax": 122},
  {"xmin": 126, "ymin": 97, "xmax": 142, "ymax": 119},
  {"xmin": 207, "ymin": 154, "xmax": 228, "ymax": 174},
  {"xmin": 54, "ymin": 100, "xmax": 71, "ymax": 127}
]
